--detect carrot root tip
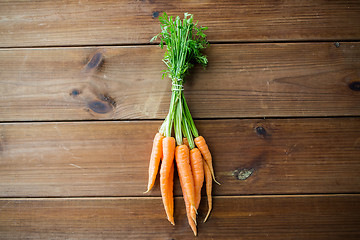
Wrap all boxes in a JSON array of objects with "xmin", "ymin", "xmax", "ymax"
[
  {"xmin": 191, "ymin": 205, "xmax": 198, "ymax": 215},
  {"xmin": 204, "ymin": 209, "xmax": 211, "ymax": 222},
  {"xmin": 168, "ymin": 217, "xmax": 175, "ymax": 225}
]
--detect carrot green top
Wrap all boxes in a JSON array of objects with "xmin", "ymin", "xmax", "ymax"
[
  {"xmin": 151, "ymin": 12, "xmax": 209, "ymax": 82},
  {"xmin": 153, "ymin": 13, "xmax": 208, "ymax": 149}
]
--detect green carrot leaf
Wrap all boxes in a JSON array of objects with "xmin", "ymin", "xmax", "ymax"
[{"xmin": 152, "ymin": 12, "xmax": 209, "ymax": 82}]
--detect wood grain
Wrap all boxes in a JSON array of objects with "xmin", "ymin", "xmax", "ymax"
[
  {"xmin": 0, "ymin": 195, "xmax": 359, "ymax": 239},
  {"xmin": 1, "ymin": 1, "xmax": 359, "ymax": 239},
  {"xmin": 0, "ymin": 0, "xmax": 360, "ymax": 47},
  {"xmin": 1, "ymin": 118, "xmax": 359, "ymax": 197},
  {"xmin": 1, "ymin": 42, "xmax": 359, "ymax": 121}
]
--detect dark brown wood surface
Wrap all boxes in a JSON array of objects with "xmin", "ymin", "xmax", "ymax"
[
  {"xmin": 1, "ymin": 195, "xmax": 359, "ymax": 239},
  {"xmin": 1, "ymin": 118, "xmax": 359, "ymax": 197},
  {"xmin": 1, "ymin": 0, "xmax": 360, "ymax": 238},
  {"xmin": 0, "ymin": 0, "xmax": 360, "ymax": 47},
  {"xmin": 1, "ymin": 42, "xmax": 359, "ymax": 121}
]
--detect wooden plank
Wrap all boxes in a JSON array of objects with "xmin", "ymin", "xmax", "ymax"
[
  {"xmin": 1, "ymin": 43, "xmax": 359, "ymax": 121},
  {"xmin": 0, "ymin": 195, "xmax": 359, "ymax": 239},
  {"xmin": 0, "ymin": 0, "xmax": 360, "ymax": 47},
  {"xmin": 1, "ymin": 118, "xmax": 359, "ymax": 197}
]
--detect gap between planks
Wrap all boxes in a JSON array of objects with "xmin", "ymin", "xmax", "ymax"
[
  {"xmin": 1, "ymin": 115, "xmax": 360, "ymax": 125},
  {"xmin": 1, "ymin": 193, "xmax": 359, "ymax": 201},
  {"xmin": 0, "ymin": 39, "xmax": 359, "ymax": 50}
]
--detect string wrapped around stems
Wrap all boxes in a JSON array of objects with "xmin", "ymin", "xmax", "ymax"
[{"xmin": 171, "ymin": 79, "xmax": 184, "ymax": 92}]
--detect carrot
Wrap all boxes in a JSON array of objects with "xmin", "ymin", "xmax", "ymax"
[
  {"xmin": 145, "ymin": 132, "xmax": 164, "ymax": 193},
  {"xmin": 151, "ymin": 13, "xmax": 212, "ymax": 235},
  {"xmin": 194, "ymin": 136, "xmax": 220, "ymax": 185},
  {"xmin": 203, "ymin": 162, "xmax": 212, "ymax": 222},
  {"xmin": 180, "ymin": 175, "xmax": 197, "ymax": 236},
  {"xmin": 183, "ymin": 137, "xmax": 189, "ymax": 148},
  {"xmin": 169, "ymin": 163, "xmax": 174, "ymax": 219},
  {"xmin": 189, "ymin": 148, "xmax": 204, "ymax": 209},
  {"xmin": 160, "ymin": 137, "xmax": 176, "ymax": 225},
  {"xmin": 175, "ymin": 145, "xmax": 197, "ymax": 223}
]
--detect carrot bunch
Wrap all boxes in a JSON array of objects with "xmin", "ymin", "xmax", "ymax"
[{"xmin": 144, "ymin": 12, "xmax": 219, "ymax": 236}]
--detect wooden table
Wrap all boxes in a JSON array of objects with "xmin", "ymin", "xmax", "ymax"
[{"xmin": 1, "ymin": 1, "xmax": 360, "ymax": 239}]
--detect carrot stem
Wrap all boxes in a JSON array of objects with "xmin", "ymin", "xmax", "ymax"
[
  {"xmin": 174, "ymin": 90, "xmax": 183, "ymax": 145},
  {"xmin": 182, "ymin": 92, "xmax": 199, "ymax": 138},
  {"xmin": 181, "ymin": 112, "xmax": 195, "ymax": 149}
]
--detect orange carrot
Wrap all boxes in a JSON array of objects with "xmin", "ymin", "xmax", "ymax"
[
  {"xmin": 169, "ymin": 163, "xmax": 174, "ymax": 219},
  {"xmin": 160, "ymin": 137, "xmax": 176, "ymax": 225},
  {"xmin": 194, "ymin": 136, "xmax": 220, "ymax": 185},
  {"xmin": 145, "ymin": 132, "xmax": 164, "ymax": 193},
  {"xmin": 189, "ymin": 148, "xmax": 204, "ymax": 209},
  {"xmin": 180, "ymin": 175, "xmax": 197, "ymax": 236},
  {"xmin": 183, "ymin": 137, "xmax": 189, "ymax": 148},
  {"xmin": 203, "ymin": 162, "xmax": 212, "ymax": 222},
  {"xmin": 175, "ymin": 145, "xmax": 197, "ymax": 223}
]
